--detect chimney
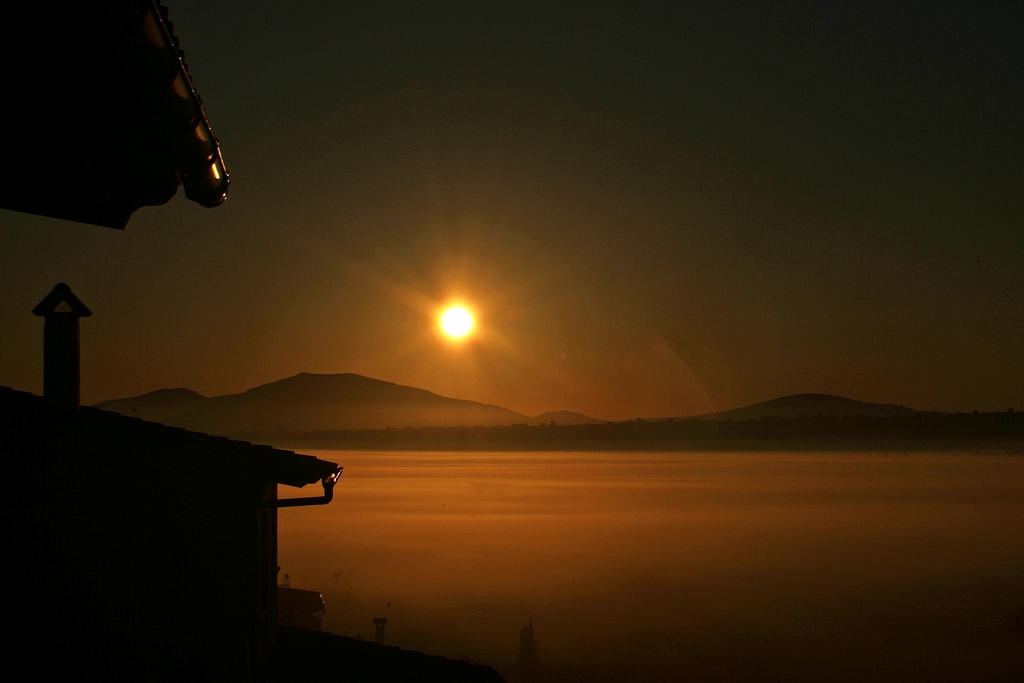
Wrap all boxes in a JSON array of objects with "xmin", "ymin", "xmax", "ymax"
[
  {"xmin": 32, "ymin": 283, "xmax": 92, "ymax": 407},
  {"xmin": 372, "ymin": 617, "xmax": 388, "ymax": 645},
  {"xmin": 519, "ymin": 618, "xmax": 538, "ymax": 681}
]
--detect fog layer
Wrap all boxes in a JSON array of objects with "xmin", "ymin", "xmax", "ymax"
[{"xmin": 278, "ymin": 451, "xmax": 1024, "ymax": 682}]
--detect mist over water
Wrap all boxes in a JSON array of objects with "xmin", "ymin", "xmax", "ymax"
[{"xmin": 278, "ymin": 452, "xmax": 1024, "ymax": 682}]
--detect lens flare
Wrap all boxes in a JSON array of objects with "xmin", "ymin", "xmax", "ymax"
[{"xmin": 441, "ymin": 306, "xmax": 474, "ymax": 338}]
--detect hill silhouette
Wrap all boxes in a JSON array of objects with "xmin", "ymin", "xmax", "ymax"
[
  {"xmin": 94, "ymin": 373, "xmax": 602, "ymax": 434},
  {"xmin": 94, "ymin": 380, "xmax": 1019, "ymax": 452},
  {"xmin": 694, "ymin": 394, "xmax": 918, "ymax": 421},
  {"xmin": 110, "ymin": 387, "xmax": 206, "ymax": 410},
  {"xmin": 531, "ymin": 410, "xmax": 605, "ymax": 425},
  {"xmin": 95, "ymin": 380, "xmax": 919, "ymax": 438}
]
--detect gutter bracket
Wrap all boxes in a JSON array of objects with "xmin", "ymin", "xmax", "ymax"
[{"xmin": 259, "ymin": 467, "xmax": 342, "ymax": 509}]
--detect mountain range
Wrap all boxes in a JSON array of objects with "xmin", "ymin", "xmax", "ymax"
[
  {"xmin": 94, "ymin": 372, "xmax": 923, "ymax": 439},
  {"xmin": 697, "ymin": 393, "xmax": 918, "ymax": 421},
  {"xmin": 93, "ymin": 373, "xmax": 604, "ymax": 435}
]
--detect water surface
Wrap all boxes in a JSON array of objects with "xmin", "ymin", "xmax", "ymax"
[{"xmin": 278, "ymin": 451, "xmax": 1024, "ymax": 682}]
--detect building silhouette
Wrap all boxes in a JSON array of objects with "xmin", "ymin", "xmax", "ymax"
[
  {"xmin": 374, "ymin": 617, "xmax": 390, "ymax": 645},
  {"xmin": 277, "ymin": 585, "xmax": 327, "ymax": 632},
  {"xmin": 0, "ymin": 2, "xmax": 508, "ymax": 678},
  {"xmin": 519, "ymin": 619, "xmax": 539, "ymax": 682},
  {"xmin": 0, "ymin": 284, "xmax": 507, "ymax": 681}
]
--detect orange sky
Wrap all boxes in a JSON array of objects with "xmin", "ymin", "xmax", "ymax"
[{"xmin": 0, "ymin": 3, "xmax": 1021, "ymax": 419}]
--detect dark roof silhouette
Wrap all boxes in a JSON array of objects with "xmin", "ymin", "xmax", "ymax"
[
  {"xmin": 265, "ymin": 626, "xmax": 506, "ymax": 683},
  {"xmin": 0, "ymin": 1, "xmax": 229, "ymax": 229},
  {"xmin": 1, "ymin": 383, "xmax": 342, "ymax": 677},
  {"xmin": 2, "ymin": 383, "xmax": 510, "ymax": 678},
  {"xmin": 278, "ymin": 587, "xmax": 326, "ymax": 619},
  {"xmin": 32, "ymin": 283, "xmax": 94, "ymax": 318},
  {"xmin": 0, "ymin": 385, "xmax": 336, "ymax": 487}
]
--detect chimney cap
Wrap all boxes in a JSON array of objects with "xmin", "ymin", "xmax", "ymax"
[{"xmin": 32, "ymin": 283, "xmax": 92, "ymax": 317}]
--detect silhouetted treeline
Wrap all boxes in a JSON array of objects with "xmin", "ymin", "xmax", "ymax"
[{"xmin": 250, "ymin": 410, "xmax": 1024, "ymax": 452}]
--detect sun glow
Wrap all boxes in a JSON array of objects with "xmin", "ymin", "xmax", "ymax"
[{"xmin": 440, "ymin": 306, "xmax": 474, "ymax": 338}]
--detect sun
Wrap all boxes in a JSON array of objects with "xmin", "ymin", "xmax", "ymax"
[{"xmin": 440, "ymin": 306, "xmax": 474, "ymax": 339}]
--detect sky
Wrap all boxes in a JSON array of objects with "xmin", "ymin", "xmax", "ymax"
[{"xmin": 1, "ymin": 1, "xmax": 1021, "ymax": 420}]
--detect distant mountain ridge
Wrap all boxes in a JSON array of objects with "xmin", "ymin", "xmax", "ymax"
[
  {"xmin": 533, "ymin": 410, "xmax": 603, "ymax": 425},
  {"xmin": 692, "ymin": 393, "xmax": 918, "ymax": 421},
  {"xmin": 94, "ymin": 373, "xmax": 604, "ymax": 435},
  {"xmin": 96, "ymin": 377, "xmax": 917, "ymax": 438}
]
